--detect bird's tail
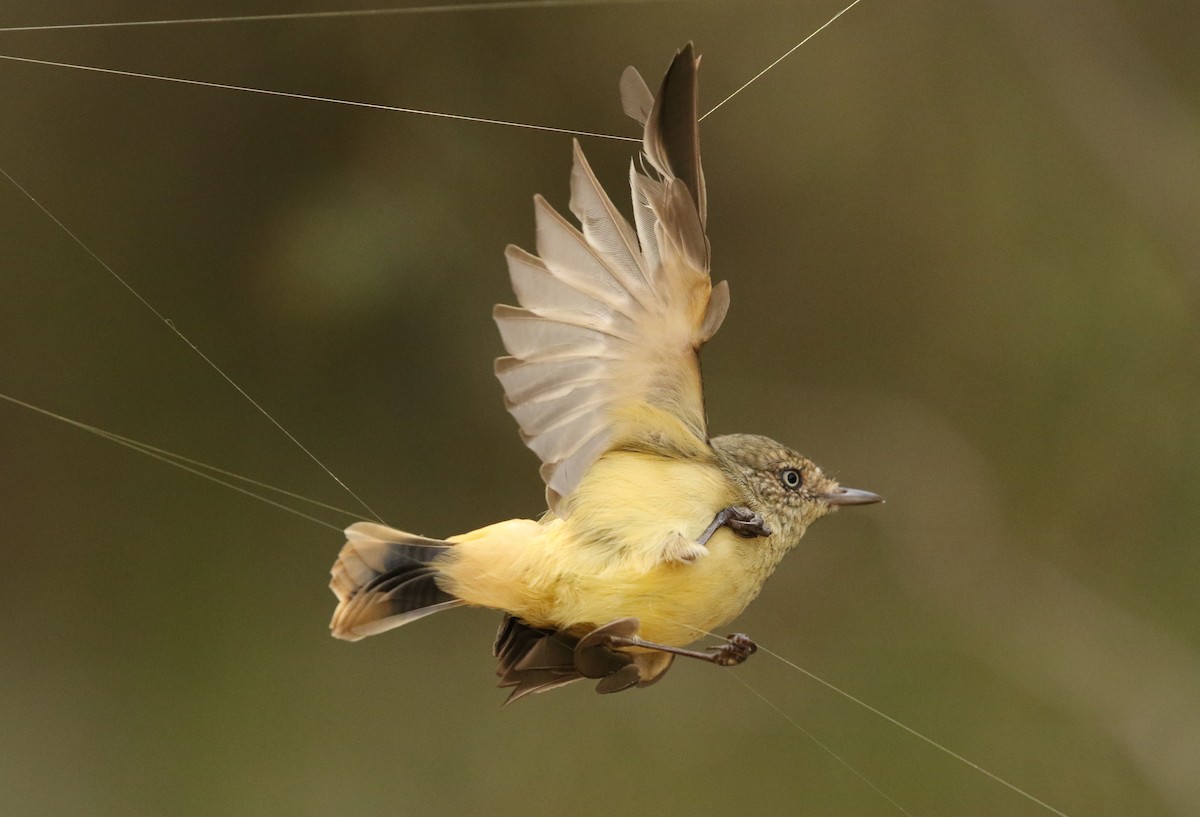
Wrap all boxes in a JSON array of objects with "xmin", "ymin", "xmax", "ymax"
[{"xmin": 329, "ymin": 522, "xmax": 464, "ymax": 641}]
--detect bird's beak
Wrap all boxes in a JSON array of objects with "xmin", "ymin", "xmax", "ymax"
[{"xmin": 821, "ymin": 486, "xmax": 883, "ymax": 506}]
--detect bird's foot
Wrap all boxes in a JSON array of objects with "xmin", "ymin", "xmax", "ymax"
[
  {"xmin": 705, "ymin": 633, "xmax": 757, "ymax": 667},
  {"xmin": 579, "ymin": 618, "xmax": 758, "ymax": 675},
  {"xmin": 723, "ymin": 507, "xmax": 771, "ymax": 539},
  {"xmin": 696, "ymin": 505, "xmax": 772, "ymax": 548}
]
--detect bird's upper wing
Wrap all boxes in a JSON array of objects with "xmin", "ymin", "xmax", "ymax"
[{"xmin": 494, "ymin": 44, "xmax": 730, "ymax": 516}]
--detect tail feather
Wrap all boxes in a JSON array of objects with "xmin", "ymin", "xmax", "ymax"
[{"xmin": 330, "ymin": 522, "xmax": 464, "ymax": 641}]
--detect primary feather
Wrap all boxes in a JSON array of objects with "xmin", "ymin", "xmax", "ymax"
[{"xmin": 494, "ymin": 43, "xmax": 728, "ymax": 515}]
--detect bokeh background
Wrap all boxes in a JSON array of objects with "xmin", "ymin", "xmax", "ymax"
[{"xmin": 2, "ymin": 1, "xmax": 1198, "ymax": 815}]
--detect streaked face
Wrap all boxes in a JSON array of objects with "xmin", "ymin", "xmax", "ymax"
[{"xmin": 711, "ymin": 433, "xmax": 879, "ymax": 547}]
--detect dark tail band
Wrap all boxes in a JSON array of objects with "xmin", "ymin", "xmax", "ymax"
[{"xmin": 330, "ymin": 522, "xmax": 463, "ymax": 641}]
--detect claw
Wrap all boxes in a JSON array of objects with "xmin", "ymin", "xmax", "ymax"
[
  {"xmin": 706, "ymin": 633, "xmax": 757, "ymax": 667},
  {"xmin": 697, "ymin": 505, "xmax": 772, "ymax": 548},
  {"xmin": 725, "ymin": 507, "xmax": 771, "ymax": 539}
]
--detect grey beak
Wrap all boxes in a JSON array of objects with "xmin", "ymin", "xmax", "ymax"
[{"xmin": 821, "ymin": 486, "xmax": 883, "ymax": 506}]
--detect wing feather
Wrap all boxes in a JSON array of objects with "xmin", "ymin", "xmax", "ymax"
[
  {"xmin": 495, "ymin": 43, "xmax": 727, "ymax": 514},
  {"xmin": 619, "ymin": 65, "xmax": 654, "ymax": 125},
  {"xmin": 506, "ymin": 383, "xmax": 608, "ymax": 435},
  {"xmin": 629, "ymin": 166, "xmax": 663, "ymax": 277},
  {"xmin": 534, "ymin": 197, "xmax": 637, "ymax": 312},
  {"xmin": 641, "ymin": 49, "xmax": 706, "ymax": 225},
  {"xmin": 506, "ymin": 246, "xmax": 611, "ymax": 317},
  {"xmin": 521, "ymin": 413, "xmax": 610, "ymax": 475},
  {"xmin": 495, "ymin": 355, "xmax": 607, "ymax": 403},
  {"xmin": 493, "ymin": 304, "xmax": 631, "ymax": 357},
  {"xmin": 568, "ymin": 141, "xmax": 655, "ymax": 306}
]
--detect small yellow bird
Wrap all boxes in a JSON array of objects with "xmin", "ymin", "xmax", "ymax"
[{"xmin": 329, "ymin": 43, "xmax": 880, "ymax": 701}]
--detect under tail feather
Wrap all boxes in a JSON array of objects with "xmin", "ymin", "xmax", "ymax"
[{"xmin": 329, "ymin": 522, "xmax": 463, "ymax": 641}]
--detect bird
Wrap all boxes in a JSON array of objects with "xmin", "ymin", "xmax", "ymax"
[{"xmin": 328, "ymin": 43, "xmax": 881, "ymax": 702}]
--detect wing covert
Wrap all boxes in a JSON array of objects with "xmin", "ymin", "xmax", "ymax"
[{"xmin": 494, "ymin": 43, "xmax": 729, "ymax": 515}]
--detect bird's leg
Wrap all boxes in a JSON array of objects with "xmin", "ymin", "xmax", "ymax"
[
  {"xmin": 696, "ymin": 505, "xmax": 772, "ymax": 547},
  {"xmin": 584, "ymin": 626, "xmax": 758, "ymax": 669}
]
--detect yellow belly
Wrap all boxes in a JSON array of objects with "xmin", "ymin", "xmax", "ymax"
[{"xmin": 552, "ymin": 528, "xmax": 763, "ymax": 644}]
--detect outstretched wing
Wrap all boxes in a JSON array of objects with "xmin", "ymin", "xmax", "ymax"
[{"xmin": 494, "ymin": 43, "xmax": 730, "ymax": 515}]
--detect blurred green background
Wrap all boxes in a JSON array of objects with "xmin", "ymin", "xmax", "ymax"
[{"xmin": 2, "ymin": 1, "xmax": 1198, "ymax": 815}]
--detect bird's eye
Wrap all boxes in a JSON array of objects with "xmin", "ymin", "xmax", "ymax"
[{"xmin": 780, "ymin": 469, "xmax": 803, "ymax": 490}]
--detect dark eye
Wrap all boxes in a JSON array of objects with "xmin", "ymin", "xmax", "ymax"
[{"xmin": 780, "ymin": 468, "xmax": 803, "ymax": 490}]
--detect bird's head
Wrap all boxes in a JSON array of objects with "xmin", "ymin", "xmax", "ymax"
[{"xmin": 711, "ymin": 433, "xmax": 881, "ymax": 551}]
